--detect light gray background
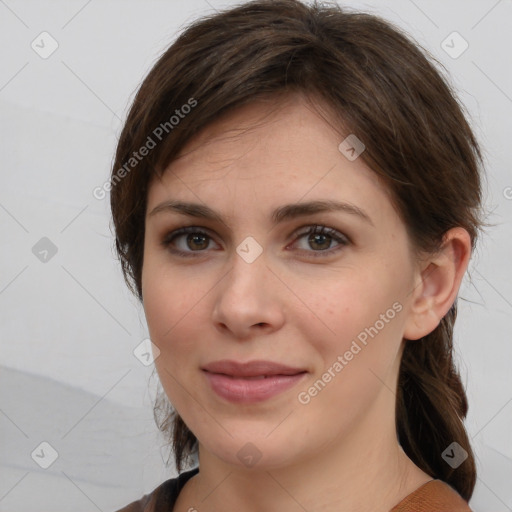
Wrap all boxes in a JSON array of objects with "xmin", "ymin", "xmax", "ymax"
[{"xmin": 1, "ymin": 0, "xmax": 511, "ymax": 510}]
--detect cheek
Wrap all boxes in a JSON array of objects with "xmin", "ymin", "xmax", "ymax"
[
  {"xmin": 142, "ymin": 263, "xmax": 200, "ymax": 351},
  {"xmin": 294, "ymin": 271, "xmax": 405, "ymax": 363},
  {"xmin": 296, "ymin": 281, "xmax": 406, "ymax": 417}
]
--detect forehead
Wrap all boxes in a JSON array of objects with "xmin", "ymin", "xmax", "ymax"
[{"xmin": 147, "ymin": 95, "xmax": 390, "ymax": 221}]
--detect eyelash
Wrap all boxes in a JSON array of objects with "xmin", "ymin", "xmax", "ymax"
[{"xmin": 160, "ymin": 224, "xmax": 350, "ymax": 259}]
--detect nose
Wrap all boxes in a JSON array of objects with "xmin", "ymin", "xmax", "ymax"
[{"xmin": 211, "ymin": 248, "xmax": 285, "ymax": 340}]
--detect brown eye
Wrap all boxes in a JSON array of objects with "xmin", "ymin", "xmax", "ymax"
[
  {"xmin": 185, "ymin": 233, "xmax": 209, "ymax": 250},
  {"xmin": 291, "ymin": 225, "xmax": 349, "ymax": 257},
  {"xmin": 161, "ymin": 227, "xmax": 218, "ymax": 256},
  {"xmin": 307, "ymin": 231, "xmax": 332, "ymax": 251}
]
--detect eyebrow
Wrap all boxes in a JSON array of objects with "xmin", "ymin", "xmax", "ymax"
[{"xmin": 148, "ymin": 199, "xmax": 374, "ymax": 227}]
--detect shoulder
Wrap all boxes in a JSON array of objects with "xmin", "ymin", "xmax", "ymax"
[
  {"xmin": 390, "ymin": 479, "xmax": 473, "ymax": 512},
  {"xmin": 113, "ymin": 467, "xmax": 200, "ymax": 512},
  {"xmin": 114, "ymin": 494, "xmax": 151, "ymax": 512}
]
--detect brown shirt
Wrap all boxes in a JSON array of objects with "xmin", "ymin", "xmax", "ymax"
[{"xmin": 115, "ymin": 467, "xmax": 473, "ymax": 512}]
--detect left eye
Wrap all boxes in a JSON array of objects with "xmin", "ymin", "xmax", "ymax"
[
  {"xmin": 161, "ymin": 225, "xmax": 349, "ymax": 257},
  {"xmin": 291, "ymin": 225, "xmax": 349, "ymax": 256}
]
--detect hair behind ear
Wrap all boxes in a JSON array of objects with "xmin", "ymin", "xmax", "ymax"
[{"xmin": 396, "ymin": 302, "xmax": 476, "ymax": 501}]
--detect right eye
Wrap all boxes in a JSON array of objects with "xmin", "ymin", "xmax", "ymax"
[{"xmin": 161, "ymin": 226, "xmax": 220, "ymax": 257}]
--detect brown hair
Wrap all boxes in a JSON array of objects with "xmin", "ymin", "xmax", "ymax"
[{"xmin": 110, "ymin": 0, "xmax": 487, "ymax": 501}]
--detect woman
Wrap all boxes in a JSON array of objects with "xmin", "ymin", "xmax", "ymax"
[{"xmin": 111, "ymin": 0, "xmax": 485, "ymax": 510}]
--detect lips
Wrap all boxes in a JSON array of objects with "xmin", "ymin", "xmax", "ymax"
[
  {"xmin": 201, "ymin": 359, "xmax": 306, "ymax": 378},
  {"xmin": 201, "ymin": 359, "xmax": 308, "ymax": 403}
]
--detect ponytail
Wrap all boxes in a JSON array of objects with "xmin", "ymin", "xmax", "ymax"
[{"xmin": 396, "ymin": 302, "xmax": 476, "ymax": 500}]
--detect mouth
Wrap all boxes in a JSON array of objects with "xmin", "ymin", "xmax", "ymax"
[
  {"xmin": 201, "ymin": 359, "xmax": 307, "ymax": 378},
  {"xmin": 203, "ymin": 372, "xmax": 308, "ymax": 403},
  {"xmin": 203, "ymin": 371, "xmax": 306, "ymax": 379}
]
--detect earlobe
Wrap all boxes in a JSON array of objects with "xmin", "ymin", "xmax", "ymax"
[{"xmin": 403, "ymin": 227, "xmax": 472, "ymax": 341}]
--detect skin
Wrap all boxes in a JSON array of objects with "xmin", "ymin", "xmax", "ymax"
[{"xmin": 141, "ymin": 92, "xmax": 471, "ymax": 512}]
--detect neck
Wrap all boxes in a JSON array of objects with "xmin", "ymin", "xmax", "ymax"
[{"xmin": 174, "ymin": 385, "xmax": 431, "ymax": 512}]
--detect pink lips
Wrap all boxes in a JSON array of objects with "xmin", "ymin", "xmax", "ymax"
[{"xmin": 201, "ymin": 359, "xmax": 308, "ymax": 404}]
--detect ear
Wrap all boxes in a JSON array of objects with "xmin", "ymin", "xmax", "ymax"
[{"xmin": 403, "ymin": 227, "xmax": 472, "ymax": 341}]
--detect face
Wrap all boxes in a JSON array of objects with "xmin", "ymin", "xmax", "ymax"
[{"xmin": 142, "ymin": 94, "xmax": 421, "ymax": 470}]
